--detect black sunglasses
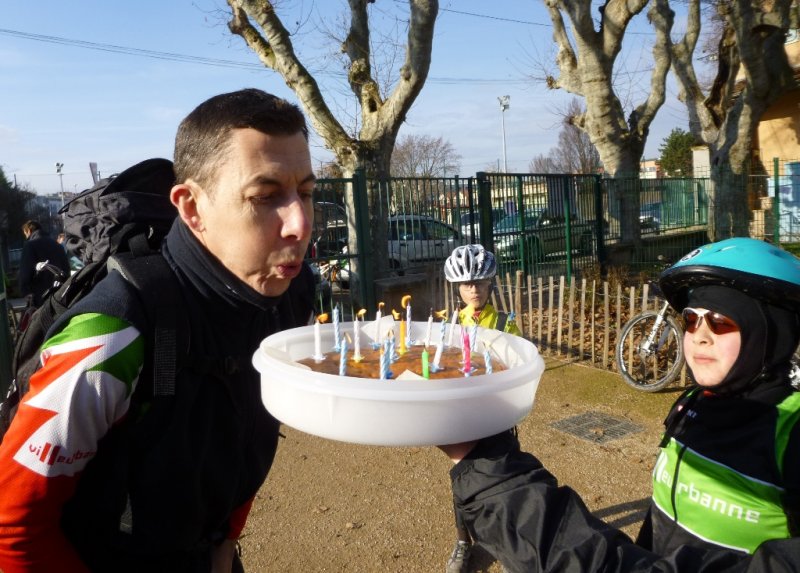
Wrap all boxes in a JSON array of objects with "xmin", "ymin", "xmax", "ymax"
[{"xmin": 682, "ymin": 307, "xmax": 740, "ymax": 335}]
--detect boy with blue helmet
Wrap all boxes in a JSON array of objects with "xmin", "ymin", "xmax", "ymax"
[
  {"xmin": 436, "ymin": 238, "xmax": 800, "ymax": 572},
  {"xmin": 640, "ymin": 237, "xmax": 800, "ymax": 555}
]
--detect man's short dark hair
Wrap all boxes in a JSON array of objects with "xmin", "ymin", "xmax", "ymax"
[
  {"xmin": 173, "ymin": 89, "xmax": 309, "ymax": 191},
  {"xmin": 22, "ymin": 220, "xmax": 41, "ymax": 234}
]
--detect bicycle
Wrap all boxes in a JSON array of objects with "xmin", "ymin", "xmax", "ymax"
[
  {"xmin": 616, "ymin": 300, "xmax": 685, "ymax": 392},
  {"xmin": 615, "ymin": 256, "xmax": 685, "ymax": 392}
]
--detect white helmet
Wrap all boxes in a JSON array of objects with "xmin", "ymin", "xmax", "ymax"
[{"xmin": 444, "ymin": 244, "xmax": 497, "ymax": 283}]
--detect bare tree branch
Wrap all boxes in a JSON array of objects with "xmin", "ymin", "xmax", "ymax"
[
  {"xmin": 659, "ymin": 0, "xmax": 796, "ymax": 238},
  {"xmin": 227, "ymin": 0, "xmax": 348, "ymax": 148}
]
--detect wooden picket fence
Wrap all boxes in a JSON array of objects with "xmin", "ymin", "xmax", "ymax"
[{"xmin": 481, "ymin": 270, "xmax": 688, "ymax": 383}]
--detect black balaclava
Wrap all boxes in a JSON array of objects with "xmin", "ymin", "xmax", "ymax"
[{"xmin": 685, "ymin": 285, "xmax": 800, "ymax": 395}]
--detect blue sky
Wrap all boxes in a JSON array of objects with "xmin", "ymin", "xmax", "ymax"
[{"xmin": 1, "ymin": 1, "xmax": 688, "ymax": 196}]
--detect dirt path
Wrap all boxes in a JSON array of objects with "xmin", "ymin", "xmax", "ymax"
[{"xmin": 240, "ymin": 358, "xmax": 680, "ymax": 572}]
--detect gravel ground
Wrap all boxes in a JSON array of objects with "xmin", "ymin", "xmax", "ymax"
[{"xmin": 240, "ymin": 358, "xmax": 681, "ymax": 572}]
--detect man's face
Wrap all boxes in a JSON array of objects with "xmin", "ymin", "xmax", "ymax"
[{"xmin": 190, "ymin": 128, "xmax": 315, "ymax": 297}]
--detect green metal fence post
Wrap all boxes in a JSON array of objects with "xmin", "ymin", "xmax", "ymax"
[
  {"xmin": 476, "ymin": 172, "xmax": 494, "ymax": 252},
  {"xmin": 773, "ymin": 157, "xmax": 781, "ymax": 244},
  {"xmin": 563, "ymin": 175, "xmax": 574, "ymax": 284},
  {"xmin": 352, "ymin": 168, "xmax": 375, "ymax": 312},
  {"xmin": 515, "ymin": 175, "xmax": 527, "ymax": 275},
  {"xmin": 594, "ymin": 174, "xmax": 606, "ymax": 267}
]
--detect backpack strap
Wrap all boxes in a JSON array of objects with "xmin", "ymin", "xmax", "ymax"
[
  {"xmin": 108, "ymin": 253, "xmax": 184, "ymax": 397},
  {"xmin": 495, "ymin": 312, "xmax": 508, "ymax": 333}
]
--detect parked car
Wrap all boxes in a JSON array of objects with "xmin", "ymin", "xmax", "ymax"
[
  {"xmin": 388, "ymin": 214, "xmax": 465, "ymax": 268},
  {"xmin": 458, "ymin": 208, "xmax": 507, "ymax": 241},
  {"xmin": 493, "ymin": 208, "xmax": 594, "ymax": 263},
  {"xmin": 639, "ymin": 202, "xmax": 661, "ymax": 234},
  {"xmin": 306, "ymin": 214, "xmax": 464, "ymax": 279}
]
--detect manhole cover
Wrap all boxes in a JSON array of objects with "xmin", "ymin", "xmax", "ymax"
[{"xmin": 551, "ymin": 411, "xmax": 643, "ymax": 443}]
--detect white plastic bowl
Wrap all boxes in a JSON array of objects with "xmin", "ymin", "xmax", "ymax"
[{"xmin": 253, "ymin": 319, "xmax": 545, "ymax": 446}]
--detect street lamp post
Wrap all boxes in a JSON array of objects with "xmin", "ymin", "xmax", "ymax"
[
  {"xmin": 55, "ymin": 162, "xmax": 65, "ymax": 207},
  {"xmin": 498, "ymin": 96, "xmax": 510, "ymax": 173}
]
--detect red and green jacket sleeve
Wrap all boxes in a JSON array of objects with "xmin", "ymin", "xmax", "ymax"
[{"xmin": 0, "ymin": 313, "xmax": 144, "ymax": 573}]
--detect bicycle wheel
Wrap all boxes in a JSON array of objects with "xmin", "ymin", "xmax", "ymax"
[{"xmin": 616, "ymin": 311, "xmax": 685, "ymax": 392}]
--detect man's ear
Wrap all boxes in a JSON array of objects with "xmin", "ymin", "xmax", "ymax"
[{"xmin": 171, "ymin": 182, "xmax": 204, "ymax": 232}]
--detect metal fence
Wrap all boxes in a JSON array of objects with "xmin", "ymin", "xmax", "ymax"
[
  {"xmin": 308, "ymin": 170, "xmax": 723, "ymax": 318},
  {"xmin": 768, "ymin": 158, "xmax": 800, "ymax": 242}
]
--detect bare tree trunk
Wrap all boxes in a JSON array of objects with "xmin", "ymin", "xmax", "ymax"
[
  {"xmin": 653, "ymin": 0, "xmax": 795, "ymax": 240},
  {"xmin": 542, "ymin": 0, "xmax": 673, "ymax": 245},
  {"xmin": 226, "ymin": 0, "xmax": 438, "ymax": 300}
]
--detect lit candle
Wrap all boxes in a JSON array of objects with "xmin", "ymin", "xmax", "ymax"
[
  {"xmin": 313, "ymin": 313, "xmax": 329, "ymax": 361},
  {"xmin": 421, "ymin": 347, "xmax": 430, "ymax": 379},
  {"xmin": 425, "ymin": 310, "xmax": 434, "ymax": 348},
  {"xmin": 353, "ymin": 309, "xmax": 366, "ymax": 362},
  {"xmin": 374, "ymin": 301, "xmax": 384, "ymax": 329},
  {"xmin": 332, "ymin": 304, "xmax": 341, "ymax": 351},
  {"xmin": 394, "ymin": 309, "xmax": 407, "ymax": 355},
  {"xmin": 447, "ymin": 308, "xmax": 459, "ymax": 347},
  {"xmin": 314, "ymin": 321, "xmax": 323, "ymax": 361},
  {"xmin": 431, "ymin": 320, "xmax": 445, "ymax": 372},
  {"xmin": 339, "ymin": 335, "xmax": 349, "ymax": 376},
  {"xmin": 462, "ymin": 329, "xmax": 472, "ymax": 375},
  {"xmin": 370, "ymin": 302, "xmax": 385, "ymax": 350}
]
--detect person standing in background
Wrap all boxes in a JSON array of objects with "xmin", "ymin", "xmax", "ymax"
[{"xmin": 18, "ymin": 220, "xmax": 70, "ymax": 307}]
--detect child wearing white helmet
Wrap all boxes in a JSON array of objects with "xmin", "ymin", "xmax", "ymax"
[
  {"xmin": 444, "ymin": 244, "xmax": 521, "ymax": 337},
  {"xmin": 443, "ymin": 244, "xmax": 521, "ymax": 573},
  {"xmin": 435, "ymin": 238, "xmax": 800, "ymax": 572}
]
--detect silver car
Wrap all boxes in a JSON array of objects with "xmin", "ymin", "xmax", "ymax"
[{"xmin": 387, "ymin": 215, "xmax": 465, "ymax": 268}]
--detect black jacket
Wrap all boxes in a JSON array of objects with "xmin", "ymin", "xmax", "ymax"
[
  {"xmin": 58, "ymin": 220, "xmax": 316, "ymax": 572},
  {"xmin": 638, "ymin": 383, "xmax": 800, "ymax": 556},
  {"xmin": 18, "ymin": 229, "xmax": 70, "ymax": 305},
  {"xmin": 451, "ymin": 432, "xmax": 800, "ymax": 572}
]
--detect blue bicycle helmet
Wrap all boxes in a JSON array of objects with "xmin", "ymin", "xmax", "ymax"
[{"xmin": 659, "ymin": 237, "xmax": 800, "ymax": 312}]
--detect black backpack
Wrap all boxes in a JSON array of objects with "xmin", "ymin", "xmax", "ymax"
[{"xmin": 0, "ymin": 158, "xmax": 180, "ymax": 442}]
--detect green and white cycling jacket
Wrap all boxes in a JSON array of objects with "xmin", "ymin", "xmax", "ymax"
[{"xmin": 652, "ymin": 391, "xmax": 800, "ymax": 554}]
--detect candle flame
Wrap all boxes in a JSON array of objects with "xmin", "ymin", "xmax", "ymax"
[
  {"xmin": 317, "ymin": 313, "xmax": 329, "ymax": 323},
  {"xmin": 356, "ymin": 308, "xmax": 367, "ymax": 318},
  {"xmin": 378, "ymin": 301, "xmax": 385, "ymax": 310},
  {"xmin": 434, "ymin": 308, "xmax": 448, "ymax": 320},
  {"xmin": 391, "ymin": 309, "xmax": 401, "ymax": 320},
  {"xmin": 401, "ymin": 294, "xmax": 412, "ymax": 308}
]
